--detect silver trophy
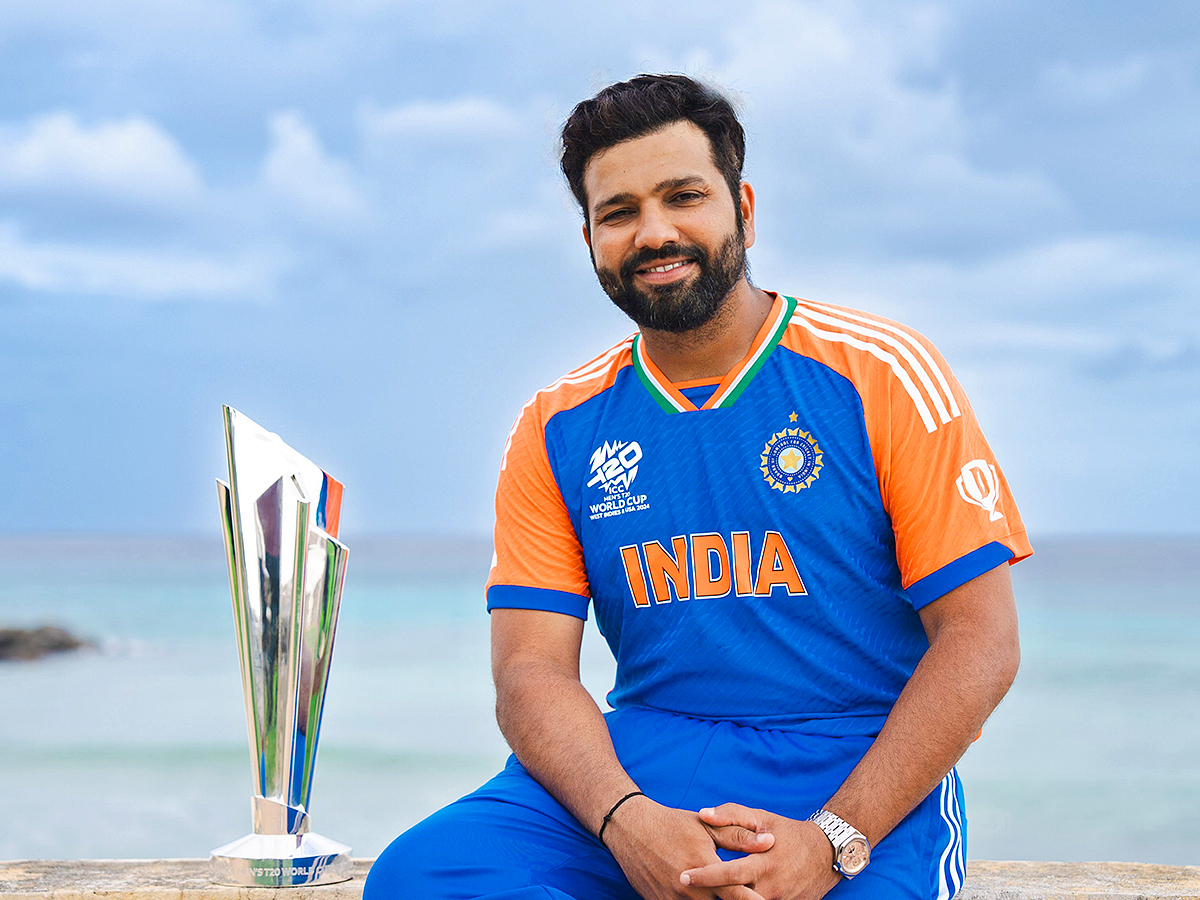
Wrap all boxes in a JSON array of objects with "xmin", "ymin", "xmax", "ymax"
[{"xmin": 210, "ymin": 406, "xmax": 352, "ymax": 886}]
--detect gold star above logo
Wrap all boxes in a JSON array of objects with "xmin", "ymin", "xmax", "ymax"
[{"xmin": 788, "ymin": 411, "xmax": 798, "ymax": 423}]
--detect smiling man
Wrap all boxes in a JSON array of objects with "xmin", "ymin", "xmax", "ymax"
[{"xmin": 365, "ymin": 74, "xmax": 1032, "ymax": 900}]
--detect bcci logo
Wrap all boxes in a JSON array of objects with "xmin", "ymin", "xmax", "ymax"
[
  {"xmin": 587, "ymin": 440, "xmax": 643, "ymax": 494},
  {"xmin": 956, "ymin": 459, "xmax": 1004, "ymax": 522},
  {"xmin": 761, "ymin": 425, "xmax": 822, "ymax": 493}
]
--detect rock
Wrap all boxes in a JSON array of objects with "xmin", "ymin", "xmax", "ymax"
[{"xmin": 0, "ymin": 625, "xmax": 91, "ymax": 661}]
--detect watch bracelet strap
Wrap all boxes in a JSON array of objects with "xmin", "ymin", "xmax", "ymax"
[{"xmin": 808, "ymin": 808, "xmax": 864, "ymax": 848}]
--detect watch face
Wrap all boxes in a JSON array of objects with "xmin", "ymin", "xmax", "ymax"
[{"xmin": 838, "ymin": 838, "xmax": 870, "ymax": 876}]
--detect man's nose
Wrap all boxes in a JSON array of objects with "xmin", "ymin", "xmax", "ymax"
[{"xmin": 633, "ymin": 203, "xmax": 679, "ymax": 249}]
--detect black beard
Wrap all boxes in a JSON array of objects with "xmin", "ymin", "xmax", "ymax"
[{"xmin": 595, "ymin": 232, "xmax": 746, "ymax": 334}]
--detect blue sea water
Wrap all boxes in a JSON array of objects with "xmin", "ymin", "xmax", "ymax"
[{"xmin": 1, "ymin": 535, "xmax": 1198, "ymax": 864}]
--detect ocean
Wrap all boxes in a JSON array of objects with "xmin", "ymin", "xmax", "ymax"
[{"xmin": 1, "ymin": 535, "xmax": 1198, "ymax": 864}]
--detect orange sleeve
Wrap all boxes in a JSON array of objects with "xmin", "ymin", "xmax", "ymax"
[
  {"xmin": 871, "ymin": 333, "xmax": 1032, "ymax": 607},
  {"xmin": 485, "ymin": 395, "xmax": 592, "ymax": 619}
]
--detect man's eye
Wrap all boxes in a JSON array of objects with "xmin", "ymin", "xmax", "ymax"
[
  {"xmin": 672, "ymin": 191, "xmax": 704, "ymax": 204},
  {"xmin": 601, "ymin": 209, "xmax": 633, "ymax": 223}
]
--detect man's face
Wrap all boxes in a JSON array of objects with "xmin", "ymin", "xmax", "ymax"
[{"xmin": 582, "ymin": 120, "xmax": 754, "ymax": 333}]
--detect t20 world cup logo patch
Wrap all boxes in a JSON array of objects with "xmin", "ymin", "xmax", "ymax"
[
  {"xmin": 586, "ymin": 439, "xmax": 651, "ymax": 521},
  {"xmin": 761, "ymin": 426, "xmax": 823, "ymax": 493},
  {"xmin": 587, "ymin": 440, "xmax": 642, "ymax": 494}
]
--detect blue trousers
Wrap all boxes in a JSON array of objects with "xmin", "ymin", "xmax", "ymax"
[{"xmin": 365, "ymin": 708, "xmax": 966, "ymax": 900}]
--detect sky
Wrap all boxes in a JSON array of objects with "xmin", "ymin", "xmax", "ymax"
[{"xmin": 1, "ymin": 0, "xmax": 1197, "ymax": 538}]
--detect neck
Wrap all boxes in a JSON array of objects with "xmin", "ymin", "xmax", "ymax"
[{"xmin": 638, "ymin": 279, "xmax": 774, "ymax": 383}]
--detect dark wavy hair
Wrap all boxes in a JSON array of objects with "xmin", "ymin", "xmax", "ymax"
[{"xmin": 560, "ymin": 74, "xmax": 746, "ymax": 223}]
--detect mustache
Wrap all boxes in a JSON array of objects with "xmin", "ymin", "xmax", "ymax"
[{"xmin": 619, "ymin": 243, "xmax": 704, "ymax": 279}]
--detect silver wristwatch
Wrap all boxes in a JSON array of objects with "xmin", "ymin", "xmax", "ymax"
[{"xmin": 808, "ymin": 809, "xmax": 871, "ymax": 878}]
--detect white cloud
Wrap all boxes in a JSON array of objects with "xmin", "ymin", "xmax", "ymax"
[
  {"xmin": 261, "ymin": 111, "xmax": 366, "ymax": 224},
  {"xmin": 1039, "ymin": 57, "xmax": 1150, "ymax": 107},
  {"xmin": 756, "ymin": 230, "xmax": 1200, "ymax": 374},
  {"xmin": 479, "ymin": 206, "xmax": 557, "ymax": 247},
  {"xmin": 0, "ymin": 111, "xmax": 202, "ymax": 203},
  {"xmin": 0, "ymin": 221, "xmax": 279, "ymax": 299},
  {"xmin": 664, "ymin": 0, "xmax": 1070, "ymax": 240},
  {"xmin": 360, "ymin": 98, "xmax": 521, "ymax": 142},
  {"xmin": 975, "ymin": 323, "xmax": 1199, "ymax": 372},
  {"xmin": 966, "ymin": 234, "xmax": 1200, "ymax": 307}
]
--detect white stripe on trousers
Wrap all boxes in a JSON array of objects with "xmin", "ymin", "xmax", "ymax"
[{"xmin": 935, "ymin": 769, "xmax": 965, "ymax": 900}]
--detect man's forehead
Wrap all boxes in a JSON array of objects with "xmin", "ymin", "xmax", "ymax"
[{"xmin": 583, "ymin": 120, "xmax": 721, "ymax": 209}]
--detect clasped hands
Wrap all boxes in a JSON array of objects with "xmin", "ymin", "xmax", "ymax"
[{"xmin": 603, "ymin": 799, "xmax": 841, "ymax": 900}]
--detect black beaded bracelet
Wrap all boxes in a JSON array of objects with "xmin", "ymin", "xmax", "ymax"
[{"xmin": 597, "ymin": 791, "xmax": 646, "ymax": 847}]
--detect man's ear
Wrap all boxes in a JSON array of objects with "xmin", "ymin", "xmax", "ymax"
[
  {"xmin": 740, "ymin": 182, "xmax": 756, "ymax": 250},
  {"xmin": 581, "ymin": 221, "xmax": 592, "ymax": 250}
]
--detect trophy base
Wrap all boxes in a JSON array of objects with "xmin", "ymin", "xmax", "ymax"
[{"xmin": 210, "ymin": 832, "xmax": 353, "ymax": 886}]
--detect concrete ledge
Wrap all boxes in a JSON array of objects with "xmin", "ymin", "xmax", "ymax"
[
  {"xmin": 959, "ymin": 861, "xmax": 1200, "ymax": 899},
  {"xmin": 0, "ymin": 860, "xmax": 371, "ymax": 900},
  {"xmin": 4, "ymin": 859, "xmax": 1200, "ymax": 899}
]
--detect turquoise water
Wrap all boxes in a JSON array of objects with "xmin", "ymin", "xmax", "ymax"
[{"xmin": 1, "ymin": 536, "xmax": 1198, "ymax": 863}]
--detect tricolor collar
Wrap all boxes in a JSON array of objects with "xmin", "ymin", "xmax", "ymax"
[{"xmin": 631, "ymin": 293, "xmax": 797, "ymax": 413}]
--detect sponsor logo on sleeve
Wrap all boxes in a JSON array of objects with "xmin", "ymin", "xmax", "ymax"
[
  {"xmin": 587, "ymin": 439, "xmax": 650, "ymax": 520},
  {"xmin": 956, "ymin": 459, "xmax": 1004, "ymax": 522}
]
